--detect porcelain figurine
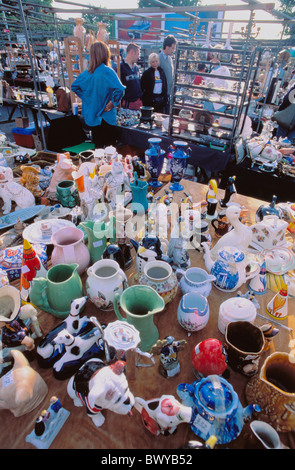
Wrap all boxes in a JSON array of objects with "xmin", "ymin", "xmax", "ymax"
[
  {"xmin": 138, "ymin": 260, "xmax": 178, "ymax": 305},
  {"xmin": 0, "ymin": 165, "xmax": 35, "ymax": 214},
  {"xmin": 130, "ymin": 236, "xmax": 169, "ymax": 275},
  {"xmin": 191, "ymin": 339, "xmax": 228, "ymax": 379},
  {"xmin": 47, "ymin": 153, "xmax": 77, "ymax": 197},
  {"xmin": 150, "ymin": 336, "xmax": 186, "ymax": 378},
  {"xmin": 202, "ymin": 205, "xmax": 253, "ymax": 261},
  {"xmin": 0, "ymin": 349, "xmax": 48, "ymax": 417},
  {"xmin": 72, "ymin": 162, "xmax": 105, "ymax": 221},
  {"xmin": 124, "ymin": 155, "xmax": 134, "ymax": 183},
  {"xmin": 206, "ymin": 179, "xmax": 217, "ymax": 200},
  {"xmin": 109, "ymin": 204, "xmax": 133, "ymax": 268},
  {"xmin": 256, "ymin": 195, "xmax": 283, "ymax": 222},
  {"xmin": 20, "ymin": 239, "xmax": 47, "ymax": 302},
  {"xmin": 132, "ymin": 156, "xmax": 147, "ymax": 180},
  {"xmin": 97, "ymin": 22, "xmax": 109, "ymax": 42},
  {"xmin": 26, "ymin": 396, "xmax": 70, "ymax": 449},
  {"xmin": 51, "ymin": 318, "xmax": 104, "ymax": 380},
  {"xmin": 245, "ymin": 352, "xmax": 295, "ymax": 432},
  {"xmin": 251, "ymin": 215, "xmax": 288, "ymax": 251},
  {"xmin": 177, "ymin": 375, "xmax": 260, "ymax": 444},
  {"xmin": 67, "ymin": 358, "xmax": 135, "ymax": 427},
  {"xmin": 105, "ymin": 155, "xmax": 131, "ymax": 210},
  {"xmin": 86, "ymin": 258, "xmax": 128, "ymax": 310},
  {"xmin": 177, "ymin": 292, "xmax": 209, "ymax": 332},
  {"xmin": 134, "ymin": 395, "xmax": 192, "ymax": 436},
  {"xmin": 176, "ymin": 267, "xmax": 215, "ymax": 297},
  {"xmin": 166, "ymin": 219, "xmax": 191, "ymax": 270},
  {"xmin": 20, "ymin": 165, "xmax": 42, "ymax": 198},
  {"xmin": 219, "ymin": 176, "xmax": 237, "ymax": 208},
  {"xmin": 74, "ymin": 17, "xmax": 86, "ymax": 45},
  {"xmin": 203, "ymin": 245, "xmax": 260, "ymax": 292},
  {"xmin": 266, "ymin": 283, "xmax": 288, "ymax": 320}
]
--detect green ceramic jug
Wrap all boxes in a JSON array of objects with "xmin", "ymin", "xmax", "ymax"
[
  {"xmin": 29, "ymin": 263, "xmax": 84, "ymax": 319},
  {"xmin": 113, "ymin": 285, "xmax": 165, "ymax": 351},
  {"xmin": 80, "ymin": 217, "xmax": 116, "ymax": 264}
]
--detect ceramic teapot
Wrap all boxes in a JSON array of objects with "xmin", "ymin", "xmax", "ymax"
[
  {"xmin": 203, "ymin": 245, "xmax": 259, "ymax": 292},
  {"xmin": 177, "ymin": 375, "xmax": 260, "ymax": 444}
]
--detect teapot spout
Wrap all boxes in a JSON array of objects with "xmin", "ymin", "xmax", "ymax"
[
  {"xmin": 202, "ymin": 242, "xmax": 214, "ymax": 272},
  {"xmin": 243, "ymin": 404, "xmax": 261, "ymax": 422}
]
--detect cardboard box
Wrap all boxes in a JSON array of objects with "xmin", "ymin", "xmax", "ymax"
[{"xmin": 15, "ymin": 117, "xmax": 29, "ymax": 128}]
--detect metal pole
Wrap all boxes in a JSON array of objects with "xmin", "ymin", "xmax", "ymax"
[{"xmin": 16, "ymin": 0, "xmax": 47, "ymax": 150}]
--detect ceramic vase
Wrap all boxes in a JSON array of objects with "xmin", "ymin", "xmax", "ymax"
[
  {"xmin": 56, "ymin": 180, "xmax": 79, "ymax": 208},
  {"xmin": 266, "ymin": 284, "xmax": 288, "ymax": 320},
  {"xmin": 169, "ymin": 141, "xmax": 191, "ymax": 191},
  {"xmin": 86, "ymin": 259, "xmax": 128, "ymax": 310},
  {"xmin": 177, "ymin": 292, "xmax": 209, "ymax": 332},
  {"xmin": 245, "ymin": 352, "xmax": 295, "ymax": 432},
  {"xmin": 138, "ymin": 260, "xmax": 178, "ymax": 305},
  {"xmin": 144, "ymin": 138, "xmax": 165, "ymax": 187},
  {"xmin": 51, "ymin": 226, "xmax": 90, "ymax": 275},
  {"xmin": 130, "ymin": 172, "xmax": 148, "ymax": 214}
]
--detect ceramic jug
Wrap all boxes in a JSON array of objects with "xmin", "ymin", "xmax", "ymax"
[
  {"xmin": 29, "ymin": 263, "xmax": 83, "ymax": 319},
  {"xmin": 177, "ymin": 292, "xmax": 209, "ymax": 332},
  {"xmin": 138, "ymin": 260, "xmax": 178, "ymax": 305},
  {"xmin": 203, "ymin": 245, "xmax": 259, "ymax": 292},
  {"xmin": 245, "ymin": 352, "xmax": 295, "ymax": 432},
  {"xmin": 130, "ymin": 172, "xmax": 148, "ymax": 214},
  {"xmin": 80, "ymin": 217, "xmax": 116, "ymax": 264},
  {"xmin": 51, "ymin": 226, "xmax": 90, "ymax": 275},
  {"xmin": 113, "ymin": 285, "xmax": 165, "ymax": 351},
  {"xmin": 245, "ymin": 421, "xmax": 283, "ymax": 449},
  {"xmin": 176, "ymin": 267, "xmax": 216, "ymax": 297},
  {"xmin": 86, "ymin": 259, "xmax": 128, "ymax": 310},
  {"xmin": 177, "ymin": 375, "xmax": 260, "ymax": 445}
]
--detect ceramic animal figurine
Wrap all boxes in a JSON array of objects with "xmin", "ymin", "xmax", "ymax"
[
  {"xmin": 134, "ymin": 395, "xmax": 192, "ymax": 436},
  {"xmin": 0, "ymin": 165, "xmax": 35, "ymax": 214},
  {"xmin": 130, "ymin": 236, "xmax": 169, "ymax": 275},
  {"xmin": 206, "ymin": 179, "xmax": 217, "ymax": 201},
  {"xmin": 177, "ymin": 375, "xmax": 260, "ymax": 444},
  {"xmin": 67, "ymin": 358, "xmax": 135, "ymax": 427},
  {"xmin": 220, "ymin": 175, "xmax": 236, "ymax": 208},
  {"xmin": 105, "ymin": 156, "xmax": 131, "ymax": 209},
  {"xmin": 202, "ymin": 205, "xmax": 253, "ymax": 261},
  {"xmin": 167, "ymin": 219, "xmax": 191, "ymax": 270},
  {"xmin": 47, "ymin": 153, "xmax": 77, "ymax": 197},
  {"xmin": 20, "ymin": 165, "xmax": 42, "ymax": 197},
  {"xmin": 51, "ymin": 320, "xmax": 105, "ymax": 380},
  {"xmin": 0, "ymin": 349, "xmax": 48, "ymax": 417},
  {"xmin": 191, "ymin": 339, "xmax": 228, "ymax": 379},
  {"xmin": 150, "ymin": 336, "xmax": 186, "ymax": 378},
  {"xmin": 26, "ymin": 396, "xmax": 70, "ymax": 449},
  {"xmin": 19, "ymin": 303, "xmax": 43, "ymax": 339}
]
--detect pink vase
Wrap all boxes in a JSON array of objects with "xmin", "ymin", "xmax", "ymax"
[{"xmin": 51, "ymin": 226, "xmax": 90, "ymax": 275}]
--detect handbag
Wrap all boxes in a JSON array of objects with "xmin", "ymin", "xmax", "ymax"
[{"xmin": 272, "ymin": 103, "xmax": 295, "ymax": 131}]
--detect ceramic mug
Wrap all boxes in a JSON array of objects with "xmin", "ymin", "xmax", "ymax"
[
  {"xmin": 224, "ymin": 321, "xmax": 267, "ymax": 377},
  {"xmin": 207, "ymin": 198, "xmax": 218, "ymax": 216},
  {"xmin": 56, "ymin": 180, "xmax": 79, "ymax": 208}
]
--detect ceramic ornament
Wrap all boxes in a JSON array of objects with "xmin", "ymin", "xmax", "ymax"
[
  {"xmin": 47, "ymin": 153, "xmax": 77, "ymax": 197},
  {"xmin": 26, "ymin": 396, "xmax": 70, "ymax": 449},
  {"xmin": 20, "ymin": 165, "xmax": 42, "ymax": 198},
  {"xmin": 219, "ymin": 176, "xmax": 237, "ymax": 208},
  {"xmin": 0, "ymin": 166, "xmax": 35, "ymax": 214},
  {"xmin": 73, "ymin": 17, "xmax": 86, "ymax": 45},
  {"xmin": 134, "ymin": 395, "xmax": 192, "ymax": 436},
  {"xmin": 0, "ymin": 349, "xmax": 48, "ymax": 417},
  {"xmin": 150, "ymin": 336, "xmax": 186, "ymax": 378},
  {"xmin": 20, "ymin": 239, "xmax": 47, "ymax": 302},
  {"xmin": 266, "ymin": 283, "xmax": 288, "ymax": 320},
  {"xmin": 206, "ymin": 179, "xmax": 217, "ymax": 201},
  {"xmin": 72, "ymin": 162, "xmax": 105, "ymax": 221}
]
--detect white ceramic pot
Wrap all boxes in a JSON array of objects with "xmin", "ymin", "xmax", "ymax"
[
  {"xmin": 86, "ymin": 259, "xmax": 128, "ymax": 310},
  {"xmin": 218, "ymin": 296, "xmax": 257, "ymax": 334},
  {"xmin": 177, "ymin": 291, "xmax": 209, "ymax": 332}
]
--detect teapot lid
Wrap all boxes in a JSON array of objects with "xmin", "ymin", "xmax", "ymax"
[
  {"xmin": 219, "ymin": 246, "xmax": 245, "ymax": 263},
  {"xmin": 195, "ymin": 375, "xmax": 235, "ymax": 413}
]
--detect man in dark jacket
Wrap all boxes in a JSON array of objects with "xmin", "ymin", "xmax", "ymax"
[{"xmin": 120, "ymin": 43, "xmax": 143, "ymax": 110}]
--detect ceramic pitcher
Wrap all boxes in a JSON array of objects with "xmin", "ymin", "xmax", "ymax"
[
  {"xmin": 177, "ymin": 292, "xmax": 209, "ymax": 332},
  {"xmin": 245, "ymin": 352, "xmax": 295, "ymax": 432},
  {"xmin": 138, "ymin": 260, "xmax": 178, "ymax": 305},
  {"xmin": 51, "ymin": 226, "xmax": 90, "ymax": 275},
  {"xmin": 176, "ymin": 267, "xmax": 215, "ymax": 297},
  {"xmin": 29, "ymin": 263, "xmax": 83, "ymax": 319},
  {"xmin": 113, "ymin": 285, "xmax": 165, "ymax": 351},
  {"xmin": 86, "ymin": 259, "xmax": 128, "ymax": 310},
  {"xmin": 80, "ymin": 217, "xmax": 116, "ymax": 264}
]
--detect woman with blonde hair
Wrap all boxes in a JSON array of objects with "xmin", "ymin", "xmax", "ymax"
[
  {"xmin": 71, "ymin": 41, "xmax": 125, "ymax": 147},
  {"xmin": 140, "ymin": 52, "xmax": 168, "ymax": 113}
]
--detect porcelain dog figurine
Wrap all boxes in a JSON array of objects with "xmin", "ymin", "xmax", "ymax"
[
  {"xmin": 0, "ymin": 349, "xmax": 48, "ymax": 417},
  {"xmin": 0, "ymin": 165, "xmax": 35, "ymax": 214},
  {"xmin": 134, "ymin": 394, "xmax": 192, "ymax": 436},
  {"xmin": 67, "ymin": 358, "xmax": 135, "ymax": 427}
]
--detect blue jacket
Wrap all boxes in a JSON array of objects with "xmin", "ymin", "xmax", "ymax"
[{"xmin": 71, "ymin": 63, "xmax": 125, "ymax": 127}]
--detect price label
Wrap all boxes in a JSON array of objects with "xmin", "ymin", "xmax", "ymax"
[{"xmin": 192, "ymin": 413, "xmax": 212, "ymax": 436}]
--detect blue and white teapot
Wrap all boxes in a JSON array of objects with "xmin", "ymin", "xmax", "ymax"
[{"xmin": 177, "ymin": 375, "xmax": 260, "ymax": 445}]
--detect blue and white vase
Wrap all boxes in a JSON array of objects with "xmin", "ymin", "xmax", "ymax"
[
  {"xmin": 169, "ymin": 141, "xmax": 191, "ymax": 191},
  {"xmin": 145, "ymin": 138, "xmax": 165, "ymax": 187}
]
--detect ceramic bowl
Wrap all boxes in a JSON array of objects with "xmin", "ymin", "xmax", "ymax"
[{"xmin": 218, "ymin": 297, "xmax": 257, "ymax": 334}]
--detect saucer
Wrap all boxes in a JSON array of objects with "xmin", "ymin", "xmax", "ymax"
[
  {"xmin": 262, "ymin": 247, "xmax": 295, "ymax": 275},
  {"xmin": 22, "ymin": 219, "xmax": 75, "ymax": 245},
  {"xmin": 259, "ymin": 165, "xmax": 275, "ymax": 173}
]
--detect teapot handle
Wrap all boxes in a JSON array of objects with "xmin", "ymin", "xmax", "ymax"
[
  {"xmin": 113, "ymin": 293, "xmax": 125, "ymax": 321},
  {"xmin": 244, "ymin": 262, "xmax": 260, "ymax": 281}
]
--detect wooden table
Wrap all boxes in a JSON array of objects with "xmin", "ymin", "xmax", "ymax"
[{"xmin": 1, "ymin": 180, "xmax": 295, "ymax": 450}]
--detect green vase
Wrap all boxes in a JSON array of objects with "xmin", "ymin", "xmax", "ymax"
[{"xmin": 113, "ymin": 285, "xmax": 165, "ymax": 351}]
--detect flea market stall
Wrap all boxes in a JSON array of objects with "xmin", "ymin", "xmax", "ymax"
[{"xmin": 0, "ymin": 0, "xmax": 295, "ymax": 452}]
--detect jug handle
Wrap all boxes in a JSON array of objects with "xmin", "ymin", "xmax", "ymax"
[
  {"xmin": 211, "ymin": 218, "xmax": 219, "ymax": 230},
  {"xmin": 118, "ymin": 269, "xmax": 128, "ymax": 288},
  {"xmin": 244, "ymin": 262, "xmax": 260, "ymax": 281},
  {"xmin": 135, "ymin": 348, "xmax": 156, "ymax": 368},
  {"xmin": 113, "ymin": 293, "xmax": 125, "ymax": 321}
]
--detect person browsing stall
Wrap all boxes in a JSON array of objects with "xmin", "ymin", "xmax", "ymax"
[
  {"xmin": 120, "ymin": 43, "xmax": 143, "ymax": 110},
  {"xmin": 140, "ymin": 52, "xmax": 168, "ymax": 113},
  {"xmin": 71, "ymin": 41, "xmax": 125, "ymax": 148},
  {"xmin": 159, "ymin": 35, "xmax": 177, "ymax": 113}
]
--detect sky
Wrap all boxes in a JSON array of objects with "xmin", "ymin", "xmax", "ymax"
[{"xmin": 52, "ymin": 0, "xmax": 292, "ymax": 40}]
